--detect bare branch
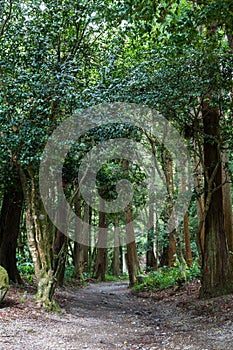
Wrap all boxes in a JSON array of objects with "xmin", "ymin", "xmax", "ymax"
[{"xmin": 0, "ymin": 0, "xmax": 13, "ymax": 37}]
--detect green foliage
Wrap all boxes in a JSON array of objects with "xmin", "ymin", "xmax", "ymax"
[
  {"xmin": 1, "ymin": 0, "xmax": 232, "ymax": 297},
  {"xmin": 17, "ymin": 249, "xmax": 34, "ymax": 281},
  {"xmin": 17, "ymin": 262, "xmax": 34, "ymax": 281},
  {"xmin": 105, "ymin": 273, "xmax": 128, "ymax": 282},
  {"xmin": 63, "ymin": 266, "xmax": 128, "ymax": 283},
  {"xmin": 133, "ymin": 261, "xmax": 201, "ymax": 292},
  {"xmin": 64, "ymin": 265, "xmax": 77, "ymax": 280},
  {"xmin": 64, "ymin": 266, "xmax": 88, "ymax": 283}
]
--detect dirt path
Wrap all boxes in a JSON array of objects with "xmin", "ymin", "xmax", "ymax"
[{"xmin": 1, "ymin": 281, "xmax": 233, "ymax": 349}]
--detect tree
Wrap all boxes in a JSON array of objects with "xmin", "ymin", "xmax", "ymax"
[
  {"xmin": 0, "ymin": 0, "xmax": 121, "ymax": 308},
  {"xmin": 94, "ymin": 195, "xmax": 108, "ymax": 281},
  {"xmin": 0, "ymin": 173, "xmax": 23, "ymax": 283},
  {"xmin": 1, "ymin": 0, "xmax": 232, "ymax": 301},
  {"xmin": 195, "ymin": 0, "xmax": 233, "ymax": 297},
  {"xmin": 102, "ymin": 0, "xmax": 233, "ymax": 296},
  {"xmin": 199, "ymin": 102, "xmax": 233, "ymax": 297},
  {"xmin": 182, "ymin": 169, "xmax": 193, "ymax": 268}
]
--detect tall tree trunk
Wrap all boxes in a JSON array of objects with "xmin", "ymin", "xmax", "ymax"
[
  {"xmin": 155, "ymin": 217, "xmax": 159, "ymax": 269},
  {"xmin": 167, "ymin": 228, "xmax": 176, "ymax": 268},
  {"xmin": 112, "ymin": 217, "xmax": 120, "ymax": 276},
  {"xmin": 121, "ymin": 159, "xmax": 140, "ymax": 286},
  {"xmin": 125, "ymin": 202, "xmax": 140, "ymax": 286},
  {"xmin": 18, "ymin": 165, "xmax": 64, "ymax": 310},
  {"xmin": 0, "ymin": 177, "xmax": 23, "ymax": 284},
  {"xmin": 94, "ymin": 196, "xmax": 108, "ymax": 281},
  {"xmin": 53, "ymin": 196, "xmax": 69, "ymax": 286},
  {"xmin": 194, "ymin": 150, "xmax": 205, "ymax": 263},
  {"xmin": 82, "ymin": 203, "xmax": 90, "ymax": 273},
  {"xmin": 146, "ymin": 204, "xmax": 157, "ymax": 270},
  {"xmin": 73, "ymin": 190, "xmax": 83, "ymax": 280},
  {"xmin": 53, "ymin": 231, "xmax": 67, "ymax": 287},
  {"xmin": 183, "ymin": 213, "xmax": 192, "ymax": 267},
  {"xmin": 199, "ymin": 104, "xmax": 233, "ymax": 298},
  {"xmin": 182, "ymin": 170, "xmax": 193, "ymax": 267},
  {"xmin": 222, "ymin": 149, "xmax": 233, "ymax": 260},
  {"xmin": 225, "ymin": 26, "xmax": 233, "ymax": 262},
  {"xmin": 73, "ymin": 240, "xmax": 83, "ymax": 279},
  {"xmin": 162, "ymin": 149, "xmax": 177, "ymax": 267}
]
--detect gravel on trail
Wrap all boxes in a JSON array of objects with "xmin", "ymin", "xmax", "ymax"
[{"xmin": 1, "ymin": 281, "xmax": 233, "ymax": 349}]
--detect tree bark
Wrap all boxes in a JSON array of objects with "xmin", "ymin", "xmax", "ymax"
[
  {"xmin": 82, "ymin": 203, "xmax": 90, "ymax": 273},
  {"xmin": 18, "ymin": 165, "xmax": 63, "ymax": 310},
  {"xmin": 182, "ymin": 170, "xmax": 193, "ymax": 267},
  {"xmin": 222, "ymin": 149, "xmax": 233, "ymax": 259},
  {"xmin": 73, "ymin": 190, "xmax": 83, "ymax": 280},
  {"xmin": 146, "ymin": 204, "xmax": 157, "ymax": 270},
  {"xmin": 0, "ymin": 178, "xmax": 23, "ymax": 284},
  {"xmin": 183, "ymin": 213, "xmax": 192, "ymax": 267},
  {"xmin": 112, "ymin": 217, "xmax": 120, "ymax": 276},
  {"xmin": 161, "ymin": 148, "xmax": 177, "ymax": 267},
  {"xmin": 167, "ymin": 229, "xmax": 176, "ymax": 268},
  {"xmin": 53, "ymin": 230, "xmax": 67, "ymax": 286},
  {"xmin": 94, "ymin": 196, "xmax": 108, "ymax": 281},
  {"xmin": 199, "ymin": 104, "xmax": 233, "ymax": 298},
  {"xmin": 121, "ymin": 159, "xmax": 140, "ymax": 285},
  {"xmin": 194, "ymin": 150, "xmax": 205, "ymax": 262},
  {"xmin": 125, "ymin": 202, "xmax": 140, "ymax": 286},
  {"xmin": 53, "ymin": 196, "xmax": 69, "ymax": 286}
]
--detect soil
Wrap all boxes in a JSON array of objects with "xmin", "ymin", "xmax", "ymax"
[{"xmin": 0, "ymin": 280, "xmax": 233, "ymax": 349}]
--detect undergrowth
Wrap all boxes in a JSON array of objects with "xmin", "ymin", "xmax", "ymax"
[
  {"xmin": 17, "ymin": 255, "xmax": 34, "ymax": 283},
  {"xmin": 133, "ymin": 261, "xmax": 200, "ymax": 292},
  {"xmin": 105, "ymin": 273, "xmax": 128, "ymax": 282}
]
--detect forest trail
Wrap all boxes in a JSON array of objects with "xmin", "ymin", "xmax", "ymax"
[{"xmin": 1, "ymin": 281, "xmax": 233, "ymax": 349}]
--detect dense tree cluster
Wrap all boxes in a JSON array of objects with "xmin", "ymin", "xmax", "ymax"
[{"xmin": 0, "ymin": 0, "xmax": 232, "ymax": 309}]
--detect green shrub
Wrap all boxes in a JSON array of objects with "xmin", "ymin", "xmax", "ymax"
[
  {"xmin": 17, "ymin": 261, "xmax": 34, "ymax": 282},
  {"xmin": 16, "ymin": 248, "xmax": 35, "ymax": 282},
  {"xmin": 18, "ymin": 262, "xmax": 34, "ymax": 275},
  {"xmin": 64, "ymin": 265, "xmax": 76, "ymax": 279},
  {"xmin": 133, "ymin": 261, "xmax": 201, "ymax": 292}
]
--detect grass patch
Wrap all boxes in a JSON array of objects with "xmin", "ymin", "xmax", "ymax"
[{"xmin": 105, "ymin": 273, "xmax": 129, "ymax": 282}]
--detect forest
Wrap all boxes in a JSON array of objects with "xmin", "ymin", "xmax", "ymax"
[{"xmin": 0, "ymin": 1, "xmax": 233, "ymax": 346}]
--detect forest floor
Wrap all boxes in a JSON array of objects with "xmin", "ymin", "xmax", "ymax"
[{"xmin": 0, "ymin": 280, "xmax": 233, "ymax": 349}]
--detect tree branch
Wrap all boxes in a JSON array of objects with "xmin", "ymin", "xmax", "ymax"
[{"xmin": 0, "ymin": 0, "xmax": 13, "ymax": 37}]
